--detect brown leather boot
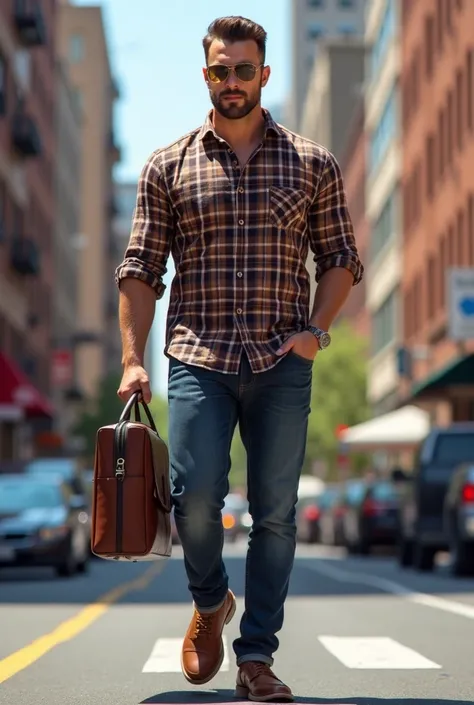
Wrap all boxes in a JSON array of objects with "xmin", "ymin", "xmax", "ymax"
[
  {"xmin": 181, "ymin": 590, "xmax": 236, "ymax": 685},
  {"xmin": 235, "ymin": 661, "xmax": 294, "ymax": 702}
]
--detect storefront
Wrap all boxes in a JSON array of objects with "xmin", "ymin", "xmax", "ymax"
[{"xmin": 0, "ymin": 352, "xmax": 54, "ymax": 461}]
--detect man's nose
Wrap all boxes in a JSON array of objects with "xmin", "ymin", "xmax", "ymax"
[{"xmin": 224, "ymin": 69, "xmax": 240, "ymax": 89}]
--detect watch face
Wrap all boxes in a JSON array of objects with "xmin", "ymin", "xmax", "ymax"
[{"xmin": 319, "ymin": 332, "xmax": 331, "ymax": 348}]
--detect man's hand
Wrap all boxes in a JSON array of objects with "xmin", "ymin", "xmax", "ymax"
[
  {"xmin": 276, "ymin": 330, "xmax": 319, "ymax": 361},
  {"xmin": 117, "ymin": 364, "xmax": 152, "ymax": 404}
]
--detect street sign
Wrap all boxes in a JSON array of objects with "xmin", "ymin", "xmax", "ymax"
[{"xmin": 447, "ymin": 268, "xmax": 474, "ymax": 341}]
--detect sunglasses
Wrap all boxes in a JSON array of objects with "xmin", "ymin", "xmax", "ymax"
[{"xmin": 207, "ymin": 63, "xmax": 263, "ymax": 83}]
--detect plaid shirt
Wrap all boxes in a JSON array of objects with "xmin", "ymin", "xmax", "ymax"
[{"xmin": 115, "ymin": 109, "xmax": 364, "ymax": 375}]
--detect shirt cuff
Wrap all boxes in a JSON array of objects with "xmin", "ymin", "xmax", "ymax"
[{"xmin": 115, "ymin": 260, "xmax": 165, "ymax": 299}]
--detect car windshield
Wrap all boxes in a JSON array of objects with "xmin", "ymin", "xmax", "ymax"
[
  {"xmin": 25, "ymin": 459, "xmax": 75, "ymax": 479},
  {"xmin": 432, "ymin": 434, "xmax": 474, "ymax": 465},
  {"xmin": 0, "ymin": 480, "xmax": 62, "ymax": 513}
]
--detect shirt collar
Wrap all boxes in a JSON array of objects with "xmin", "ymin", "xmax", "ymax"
[{"xmin": 198, "ymin": 107, "xmax": 283, "ymax": 142}]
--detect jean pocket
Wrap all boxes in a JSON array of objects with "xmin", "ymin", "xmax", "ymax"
[{"xmin": 288, "ymin": 349, "xmax": 314, "ymax": 365}]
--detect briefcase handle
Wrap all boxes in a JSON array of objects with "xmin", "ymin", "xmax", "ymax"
[{"xmin": 119, "ymin": 391, "xmax": 158, "ymax": 433}]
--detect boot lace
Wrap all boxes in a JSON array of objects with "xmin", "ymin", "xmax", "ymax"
[{"xmin": 192, "ymin": 612, "xmax": 214, "ymax": 639}]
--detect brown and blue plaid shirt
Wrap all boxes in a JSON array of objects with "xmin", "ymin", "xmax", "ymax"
[{"xmin": 115, "ymin": 109, "xmax": 364, "ymax": 374}]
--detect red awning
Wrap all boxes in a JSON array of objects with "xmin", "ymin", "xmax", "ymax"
[{"xmin": 0, "ymin": 352, "xmax": 54, "ymax": 418}]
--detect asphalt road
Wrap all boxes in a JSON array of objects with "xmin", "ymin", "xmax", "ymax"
[{"xmin": 1, "ymin": 541, "xmax": 474, "ymax": 705}]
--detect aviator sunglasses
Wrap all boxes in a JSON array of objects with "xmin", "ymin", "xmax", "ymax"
[{"xmin": 207, "ymin": 63, "xmax": 264, "ymax": 83}]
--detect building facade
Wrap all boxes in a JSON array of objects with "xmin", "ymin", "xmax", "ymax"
[
  {"xmin": 0, "ymin": 1, "xmax": 58, "ymax": 460},
  {"xmin": 52, "ymin": 58, "xmax": 83, "ymax": 445},
  {"xmin": 338, "ymin": 98, "xmax": 370, "ymax": 338},
  {"xmin": 364, "ymin": 0, "xmax": 402, "ymax": 416},
  {"xmin": 400, "ymin": 0, "xmax": 474, "ymax": 423},
  {"xmin": 288, "ymin": 0, "xmax": 366, "ymax": 133},
  {"xmin": 56, "ymin": 3, "xmax": 121, "ymax": 401}
]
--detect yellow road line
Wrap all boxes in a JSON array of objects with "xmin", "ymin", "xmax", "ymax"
[{"xmin": 0, "ymin": 562, "xmax": 163, "ymax": 685}]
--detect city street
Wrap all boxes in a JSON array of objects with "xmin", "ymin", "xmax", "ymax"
[{"xmin": 1, "ymin": 542, "xmax": 474, "ymax": 704}]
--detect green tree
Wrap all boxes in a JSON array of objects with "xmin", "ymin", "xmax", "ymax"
[{"xmin": 305, "ymin": 319, "xmax": 370, "ymax": 479}]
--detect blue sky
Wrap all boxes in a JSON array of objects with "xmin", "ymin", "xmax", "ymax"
[{"xmin": 75, "ymin": 0, "xmax": 290, "ymax": 396}]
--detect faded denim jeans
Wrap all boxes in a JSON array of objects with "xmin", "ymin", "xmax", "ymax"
[{"xmin": 167, "ymin": 350, "xmax": 312, "ymax": 666}]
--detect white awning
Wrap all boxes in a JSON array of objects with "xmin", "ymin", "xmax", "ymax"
[{"xmin": 339, "ymin": 405, "xmax": 431, "ymax": 452}]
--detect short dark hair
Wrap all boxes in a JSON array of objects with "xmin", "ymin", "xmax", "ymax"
[{"xmin": 203, "ymin": 16, "xmax": 267, "ymax": 64}]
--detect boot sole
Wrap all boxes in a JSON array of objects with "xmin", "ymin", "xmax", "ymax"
[
  {"xmin": 181, "ymin": 592, "xmax": 237, "ymax": 686},
  {"xmin": 234, "ymin": 685, "xmax": 294, "ymax": 702}
]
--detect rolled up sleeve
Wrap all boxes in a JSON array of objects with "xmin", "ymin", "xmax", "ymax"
[
  {"xmin": 114, "ymin": 152, "xmax": 173, "ymax": 299},
  {"xmin": 308, "ymin": 150, "xmax": 364, "ymax": 286}
]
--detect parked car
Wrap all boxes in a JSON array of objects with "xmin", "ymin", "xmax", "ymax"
[
  {"xmin": 25, "ymin": 457, "xmax": 90, "ymax": 509},
  {"xmin": 443, "ymin": 463, "xmax": 474, "ymax": 576},
  {"xmin": 222, "ymin": 493, "xmax": 249, "ymax": 542},
  {"xmin": 0, "ymin": 473, "xmax": 90, "ymax": 576},
  {"xmin": 344, "ymin": 480, "xmax": 400, "ymax": 554},
  {"xmin": 332, "ymin": 479, "xmax": 366, "ymax": 547},
  {"xmin": 296, "ymin": 488, "xmax": 337, "ymax": 544},
  {"xmin": 398, "ymin": 424, "xmax": 474, "ymax": 571}
]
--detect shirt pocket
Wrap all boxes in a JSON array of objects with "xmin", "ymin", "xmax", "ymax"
[{"xmin": 268, "ymin": 186, "xmax": 309, "ymax": 233}]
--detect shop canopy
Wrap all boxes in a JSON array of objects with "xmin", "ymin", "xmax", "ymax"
[
  {"xmin": 0, "ymin": 352, "xmax": 53, "ymax": 420},
  {"xmin": 338, "ymin": 405, "xmax": 430, "ymax": 452}
]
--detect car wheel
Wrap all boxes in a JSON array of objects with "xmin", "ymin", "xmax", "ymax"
[
  {"xmin": 450, "ymin": 534, "xmax": 474, "ymax": 577},
  {"xmin": 413, "ymin": 542, "xmax": 435, "ymax": 571},
  {"xmin": 398, "ymin": 538, "xmax": 414, "ymax": 567}
]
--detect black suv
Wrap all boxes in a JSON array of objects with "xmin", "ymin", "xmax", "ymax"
[{"xmin": 397, "ymin": 424, "xmax": 474, "ymax": 571}]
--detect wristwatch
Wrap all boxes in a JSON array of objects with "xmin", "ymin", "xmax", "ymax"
[{"xmin": 306, "ymin": 325, "xmax": 331, "ymax": 350}]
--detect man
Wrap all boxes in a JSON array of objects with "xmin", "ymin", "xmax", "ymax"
[{"xmin": 115, "ymin": 15, "xmax": 363, "ymax": 701}]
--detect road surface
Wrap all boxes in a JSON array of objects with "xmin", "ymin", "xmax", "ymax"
[{"xmin": 1, "ymin": 541, "xmax": 473, "ymax": 704}]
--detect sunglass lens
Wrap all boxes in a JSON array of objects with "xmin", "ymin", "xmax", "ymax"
[
  {"xmin": 208, "ymin": 65, "xmax": 228, "ymax": 83},
  {"xmin": 235, "ymin": 64, "xmax": 257, "ymax": 81}
]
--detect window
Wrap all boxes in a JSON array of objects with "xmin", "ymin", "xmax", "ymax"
[
  {"xmin": 467, "ymin": 49, "xmax": 473, "ymax": 131},
  {"xmin": 425, "ymin": 15, "xmax": 434, "ymax": 78},
  {"xmin": 457, "ymin": 210, "xmax": 464, "ymax": 264},
  {"xmin": 69, "ymin": 34, "xmax": 84, "ymax": 64},
  {"xmin": 468, "ymin": 194, "xmax": 474, "ymax": 265},
  {"xmin": 447, "ymin": 89, "xmax": 454, "ymax": 162},
  {"xmin": 372, "ymin": 291, "xmax": 397, "ymax": 356},
  {"xmin": 370, "ymin": 86, "xmax": 398, "ymax": 173},
  {"xmin": 338, "ymin": 25, "xmax": 357, "ymax": 36},
  {"xmin": 370, "ymin": 0, "xmax": 395, "ymax": 78},
  {"xmin": 0, "ymin": 53, "xmax": 6, "ymax": 115},
  {"xmin": 308, "ymin": 0, "xmax": 324, "ymax": 6},
  {"xmin": 338, "ymin": 0, "xmax": 355, "ymax": 7},
  {"xmin": 427, "ymin": 255, "xmax": 436, "ymax": 318},
  {"xmin": 456, "ymin": 68, "xmax": 463, "ymax": 149},
  {"xmin": 425, "ymin": 133, "xmax": 435, "ymax": 199},
  {"xmin": 307, "ymin": 23, "xmax": 325, "ymax": 40},
  {"xmin": 371, "ymin": 190, "xmax": 397, "ymax": 260}
]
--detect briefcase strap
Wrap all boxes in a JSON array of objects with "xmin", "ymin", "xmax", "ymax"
[{"xmin": 119, "ymin": 391, "xmax": 158, "ymax": 433}]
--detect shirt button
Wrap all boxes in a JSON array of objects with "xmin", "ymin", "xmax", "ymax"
[
  {"xmin": 236, "ymin": 308, "xmax": 242, "ymax": 314},
  {"xmin": 237, "ymin": 271, "xmax": 243, "ymax": 278},
  {"xmin": 233, "ymin": 161, "xmax": 239, "ymax": 168},
  {"xmin": 238, "ymin": 219, "xmax": 244, "ymax": 225},
  {"xmin": 238, "ymin": 187, "xmax": 244, "ymax": 193}
]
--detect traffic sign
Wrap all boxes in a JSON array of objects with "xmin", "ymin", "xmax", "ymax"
[{"xmin": 447, "ymin": 268, "xmax": 474, "ymax": 341}]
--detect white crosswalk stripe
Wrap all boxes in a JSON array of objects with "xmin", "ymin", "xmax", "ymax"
[
  {"xmin": 318, "ymin": 636, "xmax": 441, "ymax": 669},
  {"xmin": 142, "ymin": 636, "xmax": 230, "ymax": 673}
]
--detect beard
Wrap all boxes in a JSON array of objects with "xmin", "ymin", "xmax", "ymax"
[{"xmin": 210, "ymin": 87, "xmax": 261, "ymax": 120}]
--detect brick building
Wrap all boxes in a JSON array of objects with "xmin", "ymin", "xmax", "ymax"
[
  {"xmin": 338, "ymin": 98, "xmax": 370, "ymax": 338},
  {"xmin": 400, "ymin": 0, "xmax": 474, "ymax": 423},
  {"xmin": 0, "ymin": 1, "xmax": 57, "ymax": 459}
]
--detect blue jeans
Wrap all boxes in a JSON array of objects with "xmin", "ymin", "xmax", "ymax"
[{"xmin": 167, "ymin": 350, "xmax": 312, "ymax": 666}]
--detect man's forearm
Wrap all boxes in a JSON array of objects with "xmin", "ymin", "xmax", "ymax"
[
  {"xmin": 118, "ymin": 278, "xmax": 156, "ymax": 367},
  {"xmin": 309, "ymin": 267, "xmax": 354, "ymax": 330}
]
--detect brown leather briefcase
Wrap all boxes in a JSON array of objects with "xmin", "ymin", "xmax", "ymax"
[{"xmin": 91, "ymin": 391, "xmax": 172, "ymax": 561}]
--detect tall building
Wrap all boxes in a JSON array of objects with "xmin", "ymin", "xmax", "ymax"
[
  {"xmin": 337, "ymin": 98, "xmax": 370, "ymax": 338},
  {"xmin": 299, "ymin": 37, "xmax": 366, "ymax": 307},
  {"xmin": 113, "ymin": 180, "xmax": 155, "ymax": 384},
  {"xmin": 51, "ymin": 59, "xmax": 83, "ymax": 446},
  {"xmin": 399, "ymin": 0, "xmax": 474, "ymax": 424},
  {"xmin": 0, "ymin": 1, "xmax": 58, "ymax": 460},
  {"xmin": 364, "ymin": 0, "xmax": 402, "ymax": 416},
  {"xmin": 288, "ymin": 0, "xmax": 365, "ymax": 132},
  {"xmin": 56, "ymin": 3, "xmax": 121, "ymax": 401}
]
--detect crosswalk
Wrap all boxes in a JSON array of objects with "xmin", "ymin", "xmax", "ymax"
[{"xmin": 141, "ymin": 635, "xmax": 441, "ymax": 673}]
